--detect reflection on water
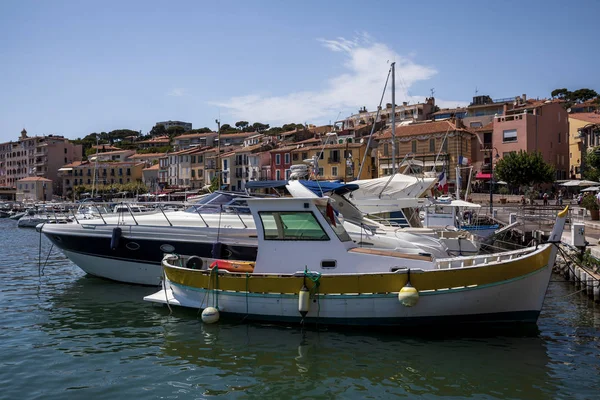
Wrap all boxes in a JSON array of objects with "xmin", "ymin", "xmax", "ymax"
[{"xmin": 1, "ymin": 219, "xmax": 599, "ymax": 399}]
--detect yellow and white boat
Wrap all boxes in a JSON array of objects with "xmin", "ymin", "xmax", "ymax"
[{"xmin": 145, "ymin": 198, "xmax": 568, "ymax": 327}]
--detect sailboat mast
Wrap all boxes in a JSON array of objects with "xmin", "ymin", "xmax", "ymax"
[{"xmin": 391, "ymin": 62, "xmax": 396, "ymax": 175}]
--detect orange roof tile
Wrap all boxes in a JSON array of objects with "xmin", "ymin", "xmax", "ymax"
[
  {"xmin": 570, "ymin": 112, "xmax": 600, "ymax": 125},
  {"xmin": 143, "ymin": 164, "xmax": 160, "ymax": 171}
]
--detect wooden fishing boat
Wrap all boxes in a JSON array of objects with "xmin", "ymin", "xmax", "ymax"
[{"xmin": 145, "ymin": 198, "xmax": 568, "ymax": 327}]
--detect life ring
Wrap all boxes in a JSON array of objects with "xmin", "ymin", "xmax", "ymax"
[{"xmin": 210, "ymin": 260, "xmax": 255, "ymax": 273}]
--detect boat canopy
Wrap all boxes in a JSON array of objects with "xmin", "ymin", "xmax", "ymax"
[
  {"xmin": 349, "ymin": 174, "xmax": 436, "ymax": 199},
  {"xmin": 245, "ymin": 180, "xmax": 358, "ymax": 196}
]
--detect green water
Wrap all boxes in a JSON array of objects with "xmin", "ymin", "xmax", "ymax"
[{"xmin": 1, "ymin": 219, "xmax": 599, "ymax": 399}]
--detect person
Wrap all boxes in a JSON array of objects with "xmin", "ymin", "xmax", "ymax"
[
  {"xmin": 557, "ymin": 190, "xmax": 563, "ymax": 206},
  {"xmin": 521, "ymin": 195, "xmax": 526, "ymax": 205},
  {"xmin": 543, "ymin": 192, "xmax": 548, "ymax": 206}
]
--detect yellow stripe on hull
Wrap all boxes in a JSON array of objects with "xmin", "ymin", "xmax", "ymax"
[{"xmin": 164, "ymin": 245, "xmax": 552, "ymax": 295}]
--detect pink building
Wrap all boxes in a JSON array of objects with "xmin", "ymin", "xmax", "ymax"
[{"xmin": 492, "ymin": 98, "xmax": 569, "ymax": 180}]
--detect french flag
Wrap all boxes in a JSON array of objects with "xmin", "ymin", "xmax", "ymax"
[
  {"xmin": 459, "ymin": 155, "xmax": 470, "ymax": 166},
  {"xmin": 437, "ymin": 169, "xmax": 448, "ymax": 193}
]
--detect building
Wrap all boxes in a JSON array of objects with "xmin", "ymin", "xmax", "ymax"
[
  {"xmin": 16, "ymin": 177, "xmax": 52, "ymax": 202},
  {"xmin": 269, "ymin": 145, "xmax": 296, "ymax": 180},
  {"xmin": 137, "ymin": 135, "xmax": 171, "ymax": 150},
  {"xmin": 59, "ymin": 160, "xmax": 144, "ymax": 197},
  {"xmin": 274, "ymin": 128, "xmax": 315, "ymax": 144},
  {"xmin": 157, "ymin": 120, "xmax": 192, "ymax": 131},
  {"xmin": 142, "ymin": 164, "xmax": 160, "ymax": 193},
  {"xmin": 290, "ymin": 142, "xmax": 374, "ymax": 181},
  {"xmin": 0, "ymin": 130, "xmax": 82, "ymax": 194},
  {"xmin": 492, "ymin": 98, "xmax": 569, "ymax": 180},
  {"xmin": 166, "ymin": 148, "xmax": 199, "ymax": 188},
  {"xmin": 217, "ymin": 132, "xmax": 256, "ymax": 147},
  {"xmin": 569, "ymin": 112, "xmax": 600, "ymax": 179},
  {"xmin": 189, "ymin": 148, "xmax": 207, "ymax": 189},
  {"xmin": 91, "ymin": 149, "xmax": 135, "ymax": 162},
  {"xmin": 172, "ymin": 132, "xmax": 217, "ymax": 151},
  {"xmin": 227, "ymin": 142, "xmax": 275, "ymax": 190},
  {"xmin": 336, "ymin": 99, "xmax": 436, "ymax": 137},
  {"xmin": 130, "ymin": 152, "xmax": 166, "ymax": 167},
  {"xmin": 376, "ymin": 120, "xmax": 474, "ymax": 190}
]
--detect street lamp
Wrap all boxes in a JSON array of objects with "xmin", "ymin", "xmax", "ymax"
[{"xmin": 489, "ymin": 147, "xmax": 500, "ymax": 214}]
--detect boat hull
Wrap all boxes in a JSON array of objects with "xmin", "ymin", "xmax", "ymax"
[{"xmin": 42, "ymin": 224, "xmax": 258, "ymax": 286}]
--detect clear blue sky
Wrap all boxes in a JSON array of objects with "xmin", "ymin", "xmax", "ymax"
[{"xmin": 1, "ymin": 0, "xmax": 598, "ymax": 142}]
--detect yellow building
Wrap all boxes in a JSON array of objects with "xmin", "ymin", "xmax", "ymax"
[
  {"xmin": 568, "ymin": 113, "xmax": 600, "ymax": 179},
  {"xmin": 59, "ymin": 160, "xmax": 145, "ymax": 197},
  {"xmin": 290, "ymin": 142, "xmax": 375, "ymax": 181}
]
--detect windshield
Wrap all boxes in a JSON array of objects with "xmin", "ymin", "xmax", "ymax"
[
  {"xmin": 316, "ymin": 204, "xmax": 352, "ymax": 242},
  {"xmin": 184, "ymin": 192, "xmax": 252, "ymax": 214}
]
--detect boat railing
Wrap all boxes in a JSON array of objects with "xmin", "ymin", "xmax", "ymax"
[{"xmin": 436, "ymin": 245, "xmax": 540, "ymax": 269}]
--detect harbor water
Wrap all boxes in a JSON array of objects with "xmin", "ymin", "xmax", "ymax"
[{"xmin": 1, "ymin": 219, "xmax": 599, "ymax": 399}]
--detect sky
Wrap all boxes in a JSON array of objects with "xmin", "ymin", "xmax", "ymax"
[{"xmin": 1, "ymin": 0, "xmax": 599, "ymax": 142}]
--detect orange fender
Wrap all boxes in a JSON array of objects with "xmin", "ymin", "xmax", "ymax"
[{"xmin": 210, "ymin": 260, "xmax": 255, "ymax": 273}]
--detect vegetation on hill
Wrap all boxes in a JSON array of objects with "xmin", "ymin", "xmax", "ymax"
[{"xmin": 550, "ymin": 87, "xmax": 599, "ymax": 109}]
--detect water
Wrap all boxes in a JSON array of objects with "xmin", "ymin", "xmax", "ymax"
[{"xmin": 1, "ymin": 219, "xmax": 599, "ymax": 399}]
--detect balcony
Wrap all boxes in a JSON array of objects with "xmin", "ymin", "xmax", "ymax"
[{"xmin": 328, "ymin": 158, "xmax": 341, "ymax": 164}]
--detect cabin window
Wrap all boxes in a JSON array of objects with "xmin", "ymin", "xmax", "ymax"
[{"xmin": 259, "ymin": 211, "xmax": 329, "ymax": 241}]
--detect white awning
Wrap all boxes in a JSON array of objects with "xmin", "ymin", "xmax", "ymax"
[{"xmin": 58, "ymin": 167, "xmax": 73, "ymax": 171}]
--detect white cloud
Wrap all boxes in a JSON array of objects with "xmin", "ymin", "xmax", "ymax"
[
  {"xmin": 212, "ymin": 35, "xmax": 466, "ymax": 124},
  {"xmin": 167, "ymin": 88, "xmax": 187, "ymax": 97}
]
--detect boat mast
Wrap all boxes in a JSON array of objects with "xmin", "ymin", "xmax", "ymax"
[
  {"xmin": 91, "ymin": 134, "xmax": 99, "ymax": 198},
  {"xmin": 391, "ymin": 62, "xmax": 396, "ymax": 175}
]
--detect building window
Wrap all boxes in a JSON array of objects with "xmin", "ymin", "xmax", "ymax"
[
  {"xmin": 292, "ymin": 153, "xmax": 298, "ymax": 161},
  {"xmin": 330, "ymin": 150, "xmax": 340, "ymax": 162},
  {"xmin": 191, "ymin": 170, "xmax": 195, "ymax": 178},
  {"xmin": 285, "ymin": 169, "xmax": 291, "ymax": 179},
  {"xmin": 442, "ymin": 139, "xmax": 448, "ymax": 152},
  {"xmin": 331, "ymin": 166, "xmax": 338, "ymax": 176},
  {"xmin": 276, "ymin": 170, "xmax": 281, "ymax": 180},
  {"xmin": 275, "ymin": 154, "xmax": 281, "ymax": 165},
  {"xmin": 558, "ymin": 132, "xmax": 561, "ymax": 143},
  {"xmin": 384, "ymin": 144, "xmax": 389, "ymax": 157},
  {"xmin": 503, "ymin": 129, "xmax": 517, "ymax": 143},
  {"xmin": 429, "ymin": 138, "xmax": 435, "ymax": 153},
  {"xmin": 285, "ymin": 153, "xmax": 290, "ymax": 164},
  {"xmin": 411, "ymin": 140, "xmax": 417, "ymax": 153},
  {"xmin": 318, "ymin": 167, "xmax": 324, "ymax": 176}
]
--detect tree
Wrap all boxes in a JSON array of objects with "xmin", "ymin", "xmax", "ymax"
[
  {"xmin": 282, "ymin": 123, "xmax": 304, "ymax": 132},
  {"xmin": 571, "ymin": 88, "xmax": 598, "ymax": 103},
  {"xmin": 252, "ymin": 122, "xmax": 270, "ymax": 133},
  {"xmin": 494, "ymin": 150, "xmax": 555, "ymax": 188},
  {"xmin": 235, "ymin": 121, "xmax": 249, "ymax": 130},
  {"xmin": 551, "ymin": 88, "xmax": 570, "ymax": 99},
  {"xmin": 219, "ymin": 124, "xmax": 238, "ymax": 133},
  {"xmin": 166, "ymin": 126, "xmax": 186, "ymax": 137},
  {"xmin": 149, "ymin": 124, "xmax": 167, "ymax": 137},
  {"xmin": 583, "ymin": 150, "xmax": 600, "ymax": 182}
]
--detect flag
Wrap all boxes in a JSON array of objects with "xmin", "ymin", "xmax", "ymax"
[
  {"xmin": 437, "ymin": 169, "xmax": 448, "ymax": 193},
  {"xmin": 326, "ymin": 202, "xmax": 337, "ymax": 227},
  {"xmin": 459, "ymin": 155, "xmax": 470, "ymax": 165}
]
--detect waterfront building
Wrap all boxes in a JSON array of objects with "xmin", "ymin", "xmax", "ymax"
[
  {"xmin": 142, "ymin": 164, "xmax": 160, "ymax": 193},
  {"xmin": 376, "ymin": 120, "xmax": 474, "ymax": 191},
  {"xmin": 0, "ymin": 129, "xmax": 82, "ymax": 195},
  {"xmin": 569, "ymin": 112, "xmax": 600, "ymax": 179},
  {"xmin": 130, "ymin": 152, "xmax": 166, "ymax": 167},
  {"xmin": 59, "ymin": 160, "xmax": 144, "ymax": 197},
  {"xmin": 16, "ymin": 176, "xmax": 52, "ymax": 202},
  {"xmin": 492, "ymin": 98, "xmax": 569, "ymax": 180},
  {"xmin": 269, "ymin": 145, "xmax": 296, "ymax": 180}
]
